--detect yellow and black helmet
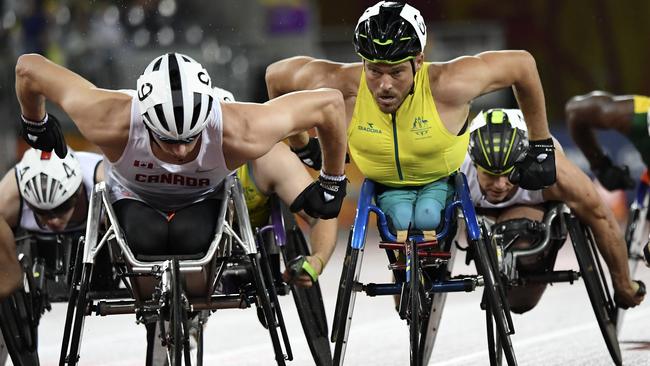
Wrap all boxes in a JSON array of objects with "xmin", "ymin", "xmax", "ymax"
[
  {"xmin": 468, "ymin": 109, "xmax": 529, "ymax": 175},
  {"xmin": 353, "ymin": 1, "xmax": 427, "ymax": 64}
]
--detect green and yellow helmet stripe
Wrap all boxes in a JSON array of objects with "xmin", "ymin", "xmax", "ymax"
[
  {"xmin": 476, "ymin": 164, "xmax": 515, "ymax": 176},
  {"xmin": 476, "ymin": 128, "xmax": 493, "ymax": 167},
  {"xmin": 357, "ymin": 53, "xmax": 417, "ymax": 65}
]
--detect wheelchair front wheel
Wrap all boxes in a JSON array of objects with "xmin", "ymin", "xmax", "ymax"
[{"xmin": 567, "ymin": 214, "xmax": 621, "ymax": 366}]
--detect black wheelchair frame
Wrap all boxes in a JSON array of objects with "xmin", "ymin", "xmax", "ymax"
[
  {"xmin": 0, "ymin": 230, "xmax": 117, "ymax": 366},
  {"xmin": 486, "ymin": 202, "xmax": 621, "ymax": 366}
]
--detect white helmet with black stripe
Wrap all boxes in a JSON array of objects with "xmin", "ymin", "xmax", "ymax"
[
  {"xmin": 16, "ymin": 148, "xmax": 82, "ymax": 210},
  {"xmin": 136, "ymin": 53, "xmax": 214, "ymax": 142}
]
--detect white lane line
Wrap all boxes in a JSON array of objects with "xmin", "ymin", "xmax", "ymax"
[{"xmin": 432, "ymin": 307, "xmax": 650, "ymax": 366}]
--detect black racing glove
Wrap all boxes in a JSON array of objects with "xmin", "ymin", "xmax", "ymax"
[
  {"xmin": 591, "ymin": 156, "xmax": 635, "ymax": 191},
  {"xmin": 291, "ymin": 137, "xmax": 322, "ymax": 170},
  {"xmin": 508, "ymin": 137, "xmax": 556, "ymax": 190},
  {"xmin": 290, "ymin": 172, "xmax": 347, "ymax": 219},
  {"xmin": 20, "ymin": 113, "xmax": 68, "ymax": 158}
]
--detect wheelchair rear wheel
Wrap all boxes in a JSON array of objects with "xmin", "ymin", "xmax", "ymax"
[
  {"xmin": 473, "ymin": 237, "xmax": 517, "ymax": 366},
  {"xmin": 281, "ymin": 224, "xmax": 331, "ymax": 366},
  {"xmin": 59, "ymin": 236, "xmax": 93, "ymax": 366},
  {"xmin": 165, "ymin": 258, "xmax": 188, "ymax": 366},
  {"xmin": 332, "ymin": 229, "xmax": 363, "ymax": 366},
  {"xmin": 408, "ymin": 239, "xmax": 422, "ymax": 366},
  {"xmin": 250, "ymin": 253, "xmax": 287, "ymax": 366},
  {"xmin": 566, "ymin": 214, "xmax": 621, "ymax": 366},
  {"xmin": 0, "ymin": 264, "xmax": 41, "ymax": 366},
  {"xmin": 619, "ymin": 199, "xmax": 648, "ymax": 334}
]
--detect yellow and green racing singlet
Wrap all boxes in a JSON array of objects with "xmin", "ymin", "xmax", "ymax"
[
  {"xmin": 235, "ymin": 163, "xmax": 270, "ymax": 228},
  {"xmin": 347, "ymin": 62, "xmax": 469, "ymax": 187},
  {"xmin": 630, "ymin": 95, "xmax": 650, "ymax": 167}
]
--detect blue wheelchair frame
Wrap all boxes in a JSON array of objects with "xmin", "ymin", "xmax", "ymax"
[{"xmin": 331, "ymin": 173, "xmax": 517, "ymax": 366}]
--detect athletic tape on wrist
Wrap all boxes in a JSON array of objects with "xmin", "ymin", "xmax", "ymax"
[
  {"xmin": 320, "ymin": 171, "xmax": 346, "ymax": 182},
  {"xmin": 21, "ymin": 113, "xmax": 48, "ymax": 125}
]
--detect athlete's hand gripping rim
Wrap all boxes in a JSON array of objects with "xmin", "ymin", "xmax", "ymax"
[
  {"xmin": 283, "ymin": 255, "xmax": 323, "ymax": 288},
  {"xmin": 508, "ymin": 137, "xmax": 556, "ymax": 190},
  {"xmin": 20, "ymin": 113, "xmax": 68, "ymax": 158},
  {"xmin": 290, "ymin": 171, "xmax": 347, "ymax": 219}
]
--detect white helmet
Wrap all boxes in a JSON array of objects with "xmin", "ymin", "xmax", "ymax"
[
  {"xmin": 16, "ymin": 148, "xmax": 82, "ymax": 210},
  {"xmin": 136, "ymin": 53, "xmax": 215, "ymax": 142},
  {"xmin": 213, "ymin": 86, "xmax": 235, "ymax": 103}
]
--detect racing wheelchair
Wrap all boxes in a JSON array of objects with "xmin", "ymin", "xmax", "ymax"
[
  {"xmin": 331, "ymin": 173, "xmax": 517, "ymax": 366},
  {"xmin": 256, "ymin": 195, "xmax": 332, "ymax": 366},
  {"xmin": 58, "ymin": 176, "xmax": 295, "ymax": 366},
  {"xmin": 484, "ymin": 201, "xmax": 623, "ymax": 365},
  {"xmin": 619, "ymin": 170, "xmax": 650, "ymax": 334},
  {"xmin": 0, "ymin": 228, "xmax": 117, "ymax": 366}
]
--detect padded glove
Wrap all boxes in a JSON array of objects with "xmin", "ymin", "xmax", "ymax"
[
  {"xmin": 592, "ymin": 156, "xmax": 635, "ymax": 191},
  {"xmin": 21, "ymin": 113, "xmax": 68, "ymax": 158},
  {"xmin": 508, "ymin": 138, "xmax": 556, "ymax": 190},
  {"xmin": 290, "ymin": 172, "xmax": 347, "ymax": 219},
  {"xmin": 291, "ymin": 137, "xmax": 322, "ymax": 170}
]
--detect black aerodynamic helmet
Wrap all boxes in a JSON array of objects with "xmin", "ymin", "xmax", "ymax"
[
  {"xmin": 353, "ymin": 1, "xmax": 427, "ymax": 64},
  {"xmin": 468, "ymin": 109, "xmax": 529, "ymax": 175}
]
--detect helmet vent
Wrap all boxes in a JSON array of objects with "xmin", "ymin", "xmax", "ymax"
[
  {"xmin": 152, "ymin": 57, "xmax": 163, "ymax": 71},
  {"xmin": 153, "ymin": 104, "xmax": 170, "ymax": 131}
]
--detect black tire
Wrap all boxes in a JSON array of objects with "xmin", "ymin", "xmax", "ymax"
[
  {"xmin": 281, "ymin": 224, "xmax": 331, "ymax": 366},
  {"xmin": 418, "ymin": 267, "xmax": 449, "ymax": 366},
  {"xmin": 60, "ymin": 262, "xmax": 93, "ymax": 366},
  {"xmin": 250, "ymin": 253, "xmax": 286, "ymax": 366},
  {"xmin": 473, "ymin": 237, "xmax": 517, "ymax": 366},
  {"xmin": 168, "ymin": 259, "xmax": 184, "ymax": 366},
  {"xmin": 59, "ymin": 239, "xmax": 85, "ymax": 366},
  {"xmin": 332, "ymin": 230, "xmax": 361, "ymax": 366},
  {"xmin": 258, "ymin": 229, "xmax": 292, "ymax": 361},
  {"xmin": 0, "ymin": 278, "xmax": 40, "ymax": 366},
  {"xmin": 619, "ymin": 201, "xmax": 648, "ymax": 334},
  {"xmin": 566, "ymin": 214, "xmax": 621, "ymax": 366},
  {"xmin": 408, "ymin": 239, "xmax": 420, "ymax": 366}
]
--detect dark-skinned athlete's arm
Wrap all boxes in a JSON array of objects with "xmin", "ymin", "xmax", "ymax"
[{"xmin": 565, "ymin": 91, "xmax": 636, "ymax": 190}]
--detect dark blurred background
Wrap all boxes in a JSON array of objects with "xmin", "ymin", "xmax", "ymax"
[{"xmin": 1, "ymin": 0, "xmax": 646, "ymax": 221}]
